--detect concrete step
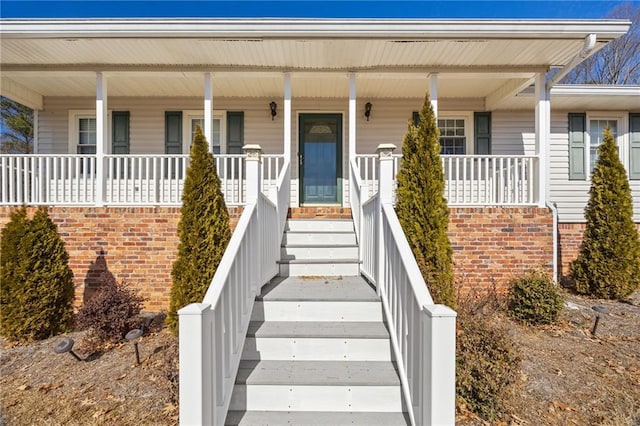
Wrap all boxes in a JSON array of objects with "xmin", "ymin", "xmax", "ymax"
[
  {"xmin": 285, "ymin": 219, "xmax": 354, "ymax": 232},
  {"xmin": 282, "ymin": 231, "xmax": 357, "ymax": 245},
  {"xmin": 242, "ymin": 321, "xmax": 392, "ymax": 361},
  {"xmin": 226, "ymin": 410, "xmax": 410, "ymax": 425},
  {"xmin": 281, "ymin": 244, "xmax": 359, "ymax": 260},
  {"xmin": 229, "ymin": 360, "xmax": 404, "ymax": 412},
  {"xmin": 278, "ymin": 259, "xmax": 360, "ymax": 276}
]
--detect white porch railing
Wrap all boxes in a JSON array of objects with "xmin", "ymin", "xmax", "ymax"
[
  {"xmin": 354, "ymin": 145, "xmax": 456, "ymax": 426},
  {"xmin": 178, "ymin": 146, "xmax": 289, "ymax": 425},
  {"xmin": 355, "ymin": 153, "xmax": 539, "ymax": 206},
  {"xmin": 0, "ymin": 153, "xmax": 284, "ymax": 206}
]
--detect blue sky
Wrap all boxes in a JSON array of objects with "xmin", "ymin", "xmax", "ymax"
[{"xmin": 1, "ymin": 0, "xmax": 639, "ymax": 19}]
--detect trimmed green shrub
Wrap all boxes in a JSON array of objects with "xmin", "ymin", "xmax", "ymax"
[
  {"xmin": 0, "ymin": 207, "xmax": 74, "ymax": 342},
  {"xmin": 166, "ymin": 126, "xmax": 231, "ymax": 333},
  {"xmin": 456, "ymin": 297, "xmax": 521, "ymax": 421},
  {"xmin": 508, "ymin": 269, "xmax": 565, "ymax": 325},
  {"xmin": 570, "ymin": 128, "xmax": 640, "ymax": 299},
  {"xmin": 395, "ymin": 93, "xmax": 456, "ymax": 308}
]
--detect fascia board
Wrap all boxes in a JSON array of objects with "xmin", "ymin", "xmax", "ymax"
[
  {"xmin": 551, "ymin": 85, "xmax": 640, "ymax": 97},
  {"xmin": 0, "ymin": 18, "xmax": 631, "ymax": 41}
]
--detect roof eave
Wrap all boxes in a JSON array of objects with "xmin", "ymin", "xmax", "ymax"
[{"xmin": 0, "ymin": 18, "xmax": 631, "ymax": 41}]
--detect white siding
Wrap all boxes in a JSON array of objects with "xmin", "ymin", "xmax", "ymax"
[
  {"xmin": 39, "ymin": 96, "xmax": 285, "ymax": 155},
  {"xmin": 492, "ymin": 111, "xmax": 536, "ymax": 155},
  {"xmin": 549, "ymin": 111, "xmax": 640, "ymax": 222}
]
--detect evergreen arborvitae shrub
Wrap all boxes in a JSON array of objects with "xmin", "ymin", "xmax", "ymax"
[
  {"xmin": 570, "ymin": 128, "xmax": 640, "ymax": 299},
  {"xmin": 0, "ymin": 207, "xmax": 74, "ymax": 342},
  {"xmin": 0, "ymin": 207, "xmax": 30, "ymax": 338},
  {"xmin": 395, "ymin": 93, "xmax": 456, "ymax": 308},
  {"xmin": 166, "ymin": 126, "xmax": 232, "ymax": 333},
  {"xmin": 76, "ymin": 279, "xmax": 145, "ymax": 346},
  {"xmin": 508, "ymin": 269, "xmax": 564, "ymax": 325}
]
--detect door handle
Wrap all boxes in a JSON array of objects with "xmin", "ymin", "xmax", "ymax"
[{"xmin": 298, "ymin": 153, "xmax": 304, "ymax": 166}]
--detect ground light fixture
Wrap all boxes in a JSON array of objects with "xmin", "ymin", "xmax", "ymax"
[
  {"xmin": 591, "ymin": 305, "xmax": 610, "ymax": 336},
  {"xmin": 53, "ymin": 337, "xmax": 83, "ymax": 361},
  {"xmin": 125, "ymin": 328, "xmax": 144, "ymax": 365}
]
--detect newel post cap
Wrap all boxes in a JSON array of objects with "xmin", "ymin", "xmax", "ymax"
[
  {"xmin": 376, "ymin": 143, "xmax": 396, "ymax": 159},
  {"xmin": 243, "ymin": 144, "xmax": 262, "ymax": 160}
]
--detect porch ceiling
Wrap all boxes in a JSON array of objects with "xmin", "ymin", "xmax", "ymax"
[
  {"xmin": 0, "ymin": 71, "xmax": 535, "ymax": 100},
  {"xmin": 0, "ymin": 18, "xmax": 631, "ymax": 107}
]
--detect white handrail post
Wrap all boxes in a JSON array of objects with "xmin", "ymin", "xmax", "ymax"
[
  {"xmin": 377, "ymin": 143, "xmax": 396, "ymax": 295},
  {"xmin": 178, "ymin": 303, "xmax": 214, "ymax": 426},
  {"xmin": 243, "ymin": 144, "xmax": 262, "ymax": 203},
  {"xmin": 244, "ymin": 144, "xmax": 262, "ymax": 291},
  {"xmin": 421, "ymin": 304, "xmax": 457, "ymax": 426},
  {"xmin": 377, "ymin": 144, "xmax": 396, "ymax": 205}
]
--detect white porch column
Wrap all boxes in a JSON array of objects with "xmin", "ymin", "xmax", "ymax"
[
  {"xmin": 244, "ymin": 144, "xmax": 262, "ymax": 203},
  {"xmin": 535, "ymin": 73, "xmax": 550, "ymax": 207},
  {"xmin": 283, "ymin": 73, "xmax": 292, "ymax": 163},
  {"xmin": 429, "ymin": 73, "xmax": 438, "ymax": 118},
  {"xmin": 96, "ymin": 72, "xmax": 108, "ymax": 206},
  {"xmin": 204, "ymin": 72, "xmax": 214, "ymax": 150},
  {"xmin": 349, "ymin": 73, "xmax": 357, "ymax": 162}
]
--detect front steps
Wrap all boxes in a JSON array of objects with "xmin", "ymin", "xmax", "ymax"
[
  {"xmin": 225, "ymin": 276, "xmax": 409, "ymax": 425},
  {"xmin": 278, "ymin": 219, "xmax": 360, "ymax": 276}
]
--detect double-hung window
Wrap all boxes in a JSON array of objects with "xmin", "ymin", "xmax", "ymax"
[
  {"xmin": 588, "ymin": 119, "xmax": 618, "ymax": 173},
  {"xmin": 183, "ymin": 111, "xmax": 226, "ymax": 155},
  {"xmin": 438, "ymin": 119, "xmax": 466, "ymax": 155},
  {"xmin": 77, "ymin": 116, "xmax": 97, "ymax": 154},
  {"xmin": 568, "ymin": 113, "xmax": 638, "ymax": 180}
]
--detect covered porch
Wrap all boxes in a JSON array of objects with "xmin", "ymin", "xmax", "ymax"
[{"xmin": 0, "ymin": 19, "xmax": 630, "ymax": 209}]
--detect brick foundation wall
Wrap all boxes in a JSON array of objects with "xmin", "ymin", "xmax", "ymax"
[
  {"xmin": 0, "ymin": 206, "xmax": 243, "ymax": 311},
  {"xmin": 449, "ymin": 207, "xmax": 554, "ymax": 294},
  {"xmin": 1, "ymin": 204, "xmax": 558, "ymax": 310},
  {"xmin": 558, "ymin": 222, "xmax": 640, "ymax": 285}
]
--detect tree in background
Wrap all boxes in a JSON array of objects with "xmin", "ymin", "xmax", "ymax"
[
  {"xmin": 571, "ymin": 129, "xmax": 640, "ymax": 299},
  {"xmin": 1, "ymin": 96, "xmax": 34, "ymax": 153},
  {"xmin": 561, "ymin": 4, "xmax": 640, "ymax": 85},
  {"xmin": 395, "ymin": 93, "xmax": 456, "ymax": 308},
  {"xmin": 166, "ymin": 126, "xmax": 231, "ymax": 333},
  {"xmin": 0, "ymin": 207, "xmax": 75, "ymax": 342}
]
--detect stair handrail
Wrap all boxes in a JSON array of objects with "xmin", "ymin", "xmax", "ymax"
[
  {"xmin": 355, "ymin": 144, "xmax": 457, "ymax": 426},
  {"xmin": 178, "ymin": 145, "xmax": 280, "ymax": 425},
  {"xmin": 269, "ymin": 159, "xmax": 291, "ymax": 239},
  {"xmin": 349, "ymin": 158, "xmax": 369, "ymax": 244}
]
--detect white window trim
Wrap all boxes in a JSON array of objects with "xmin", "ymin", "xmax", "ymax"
[
  {"xmin": 437, "ymin": 112, "xmax": 474, "ymax": 155},
  {"xmin": 183, "ymin": 110, "xmax": 226, "ymax": 154},
  {"xmin": 68, "ymin": 109, "xmax": 111, "ymax": 154},
  {"xmin": 585, "ymin": 112, "xmax": 628, "ymax": 176}
]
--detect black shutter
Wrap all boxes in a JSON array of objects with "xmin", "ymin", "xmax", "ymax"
[
  {"xmin": 568, "ymin": 113, "xmax": 586, "ymax": 180},
  {"xmin": 112, "ymin": 111, "xmax": 130, "ymax": 154},
  {"xmin": 474, "ymin": 112, "xmax": 491, "ymax": 155},
  {"xmin": 227, "ymin": 111, "xmax": 244, "ymax": 154},
  {"xmin": 630, "ymin": 113, "xmax": 640, "ymax": 180},
  {"xmin": 165, "ymin": 111, "xmax": 182, "ymax": 155}
]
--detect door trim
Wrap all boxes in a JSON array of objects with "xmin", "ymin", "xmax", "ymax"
[{"xmin": 298, "ymin": 112, "xmax": 343, "ymax": 205}]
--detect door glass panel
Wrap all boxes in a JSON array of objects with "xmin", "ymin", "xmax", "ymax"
[{"xmin": 300, "ymin": 114, "xmax": 341, "ymax": 204}]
